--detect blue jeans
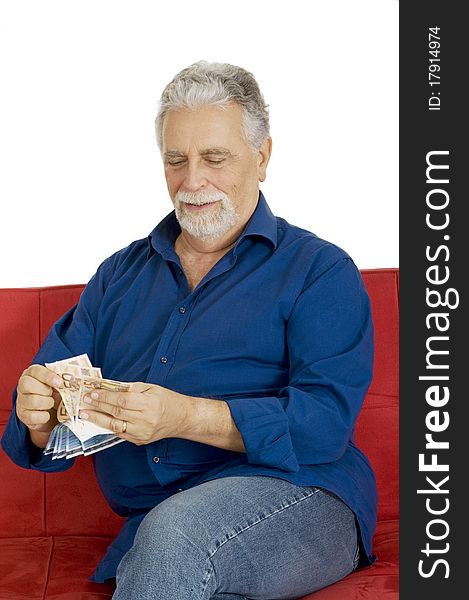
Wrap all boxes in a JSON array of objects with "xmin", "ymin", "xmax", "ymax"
[{"xmin": 113, "ymin": 476, "xmax": 359, "ymax": 600}]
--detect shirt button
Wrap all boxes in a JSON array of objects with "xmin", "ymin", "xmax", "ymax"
[
  {"xmin": 153, "ymin": 456, "xmax": 160, "ymax": 464},
  {"xmin": 160, "ymin": 356, "xmax": 168, "ymax": 364},
  {"xmin": 179, "ymin": 306, "xmax": 186, "ymax": 314}
]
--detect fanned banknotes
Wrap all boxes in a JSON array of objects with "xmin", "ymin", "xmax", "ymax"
[{"xmin": 44, "ymin": 354, "xmax": 130, "ymax": 459}]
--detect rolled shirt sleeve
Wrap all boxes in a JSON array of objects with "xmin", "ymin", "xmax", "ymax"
[{"xmin": 225, "ymin": 256, "xmax": 374, "ymax": 473}]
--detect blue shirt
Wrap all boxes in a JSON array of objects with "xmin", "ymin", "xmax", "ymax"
[{"xmin": 2, "ymin": 191, "xmax": 377, "ymax": 582}]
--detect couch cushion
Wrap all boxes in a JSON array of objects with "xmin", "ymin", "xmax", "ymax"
[
  {"xmin": 43, "ymin": 537, "xmax": 116, "ymax": 599},
  {"xmin": 0, "ymin": 536, "xmax": 115, "ymax": 600},
  {"xmin": 0, "ymin": 537, "xmax": 52, "ymax": 600},
  {"xmin": 0, "ymin": 289, "xmax": 41, "ymax": 418},
  {"xmin": 39, "ymin": 286, "xmax": 84, "ymax": 343},
  {"xmin": 0, "ymin": 424, "xmax": 45, "ymax": 537},
  {"xmin": 45, "ymin": 455, "xmax": 124, "ymax": 537},
  {"xmin": 299, "ymin": 519, "xmax": 399, "ymax": 599},
  {"xmin": 355, "ymin": 393, "xmax": 399, "ymax": 521},
  {"xmin": 361, "ymin": 270, "xmax": 399, "ymax": 398}
]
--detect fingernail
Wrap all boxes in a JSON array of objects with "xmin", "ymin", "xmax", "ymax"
[
  {"xmin": 83, "ymin": 396, "xmax": 92, "ymax": 404},
  {"xmin": 53, "ymin": 377, "xmax": 62, "ymax": 387},
  {"xmin": 80, "ymin": 412, "xmax": 89, "ymax": 420},
  {"xmin": 91, "ymin": 392, "xmax": 99, "ymax": 400}
]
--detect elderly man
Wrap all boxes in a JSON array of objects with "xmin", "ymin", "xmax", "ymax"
[{"xmin": 2, "ymin": 61, "xmax": 377, "ymax": 599}]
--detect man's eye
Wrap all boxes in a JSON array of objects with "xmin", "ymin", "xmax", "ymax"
[
  {"xmin": 168, "ymin": 160, "xmax": 185, "ymax": 167},
  {"xmin": 206, "ymin": 159, "xmax": 224, "ymax": 165}
]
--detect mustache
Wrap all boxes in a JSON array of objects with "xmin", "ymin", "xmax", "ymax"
[{"xmin": 175, "ymin": 191, "xmax": 229, "ymax": 206}]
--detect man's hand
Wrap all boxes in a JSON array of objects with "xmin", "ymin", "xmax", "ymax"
[
  {"xmin": 79, "ymin": 382, "xmax": 188, "ymax": 445},
  {"xmin": 79, "ymin": 382, "xmax": 245, "ymax": 452},
  {"xmin": 16, "ymin": 365, "xmax": 63, "ymax": 447}
]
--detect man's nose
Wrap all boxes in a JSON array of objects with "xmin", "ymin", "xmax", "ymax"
[{"xmin": 181, "ymin": 161, "xmax": 207, "ymax": 192}]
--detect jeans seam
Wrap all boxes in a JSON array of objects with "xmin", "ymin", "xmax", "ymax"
[
  {"xmin": 352, "ymin": 535, "xmax": 360, "ymax": 571},
  {"xmin": 201, "ymin": 486, "xmax": 321, "ymax": 595},
  {"xmin": 200, "ymin": 561, "xmax": 215, "ymax": 600}
]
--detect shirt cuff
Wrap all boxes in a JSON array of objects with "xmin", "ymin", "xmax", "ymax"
[
  {"xmin": 1, "ymin": 409, "xmax": 74, "ymax": 472},
  {"xmin": 225, "ymin": 396, "xmax": 300, "ymax": 473}
]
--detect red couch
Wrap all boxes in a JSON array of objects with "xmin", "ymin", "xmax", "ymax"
[{"xmin": 0, "ymin": 269, "xmax": 399, "ymax": 600}]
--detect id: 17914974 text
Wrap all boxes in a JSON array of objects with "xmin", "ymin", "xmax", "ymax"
[{"xmin": 428, "ymin": 26, "xmax": 441, "ymax": 111}]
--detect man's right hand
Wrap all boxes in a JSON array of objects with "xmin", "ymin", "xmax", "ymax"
[{"xmin": 16, "ymin": 365, "xmax": 63, "ymax": 444}]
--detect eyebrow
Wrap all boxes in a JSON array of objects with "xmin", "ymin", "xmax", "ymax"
[
  {"xmin": 200, "ymin": 148, "xmax": 233, "ymax": 157},
  {"xmin": 163, "ymin": 147, "xmax": 235, "ymax": 159}
]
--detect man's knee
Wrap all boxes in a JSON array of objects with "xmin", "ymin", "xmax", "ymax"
[
  {"xmin": 117, "ymin": 495, "xmax": 217, "ymax": 597},
  {"xmin": 134, "ymin": 494, "xmax": 209, "ymax": 552}
]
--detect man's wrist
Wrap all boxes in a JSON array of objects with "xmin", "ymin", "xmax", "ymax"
[
  {"xmin": 176, "ymin": 394, "xmax": 245, "ymax": 453},
  {"xmin": 29, "ymin": 428, "xmax": 52, "ymax": 449},
  {"xmin": 171, "ymin": 392, "xmax": 200, "ymax": 438}
]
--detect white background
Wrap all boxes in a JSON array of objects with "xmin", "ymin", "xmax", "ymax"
[{"xmin": 0, "ymin": 0, "xmax": 398, "ymax": 287}]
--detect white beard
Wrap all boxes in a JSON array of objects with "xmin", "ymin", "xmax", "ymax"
[{"xmin": 174, "ymin": 190, "xmax": 239, "ymax": 240}]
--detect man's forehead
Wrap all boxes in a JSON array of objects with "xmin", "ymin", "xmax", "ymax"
[{"xmin": 161, "ymin": 104, "xmax": 245, "ymax": 150}]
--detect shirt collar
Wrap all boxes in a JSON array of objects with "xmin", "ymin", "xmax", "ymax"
[{"xmin": 146, "ymin": 190, "xmax": 278, "ymax": 258}]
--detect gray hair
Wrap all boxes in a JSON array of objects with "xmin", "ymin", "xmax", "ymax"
[{"xmin": 155, "ymin": 60, "xmax": 270, "ymax": 152}]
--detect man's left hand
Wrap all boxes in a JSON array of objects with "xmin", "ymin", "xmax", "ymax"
[{"xmin": 79, "ymin": 382, "xmax": 189, "ymax": 445}]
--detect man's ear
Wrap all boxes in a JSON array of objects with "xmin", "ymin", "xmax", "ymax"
[{"xmin": 258, "ymin": 137, "xmax": 272, "ymax": 182}]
